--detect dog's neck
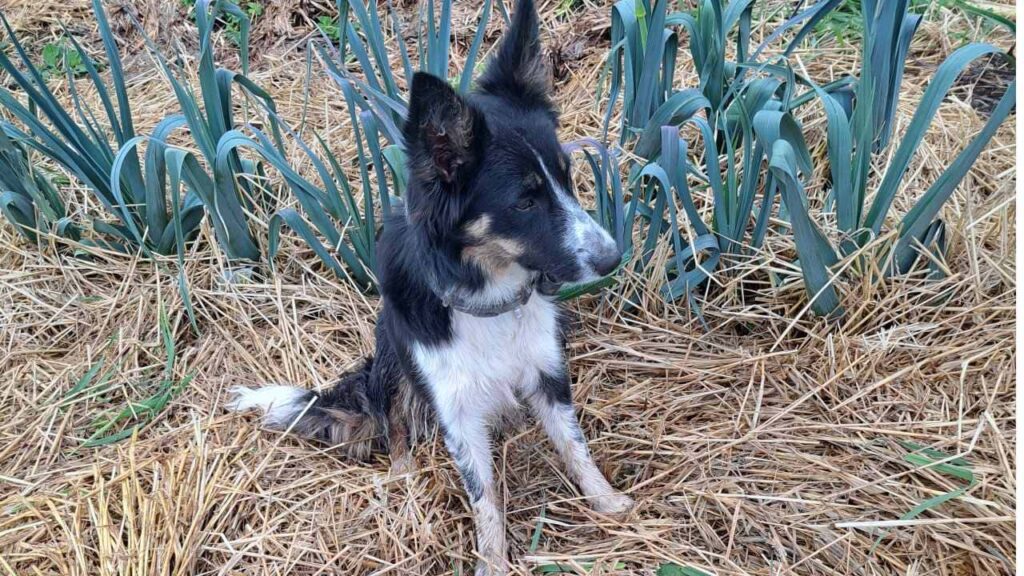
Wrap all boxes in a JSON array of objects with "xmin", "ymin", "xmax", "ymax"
[{"xmin": 433, "ymin": 264, "xmax": 537, "ymax": 318}]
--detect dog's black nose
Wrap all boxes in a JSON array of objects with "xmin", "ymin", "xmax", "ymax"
[{"xmin": 589, "ymin": 246, "xmax": 622, "ymax": 277}]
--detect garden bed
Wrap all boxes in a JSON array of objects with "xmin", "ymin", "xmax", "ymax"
[{"xmin": 0, "ymin": 1, "xmax": 1015, "ymax": 574}]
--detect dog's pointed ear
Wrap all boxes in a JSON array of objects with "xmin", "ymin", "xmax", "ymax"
[
  {"xmin": 405, "ymin": 72, "xmax": 486, "ymax": 186},
  {"xmin": 478, "ymin": 0, "xmax": 550, "ymax": 106}
]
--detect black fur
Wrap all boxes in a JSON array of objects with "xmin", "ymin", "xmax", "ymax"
[
  {"xmin": 288, "ymin": 362, "xmax": 383, "ymax": 458},
  {"xmin": 537, "ymin": 371, "xmax": 572, "ymax": 406},
  {"xmin": 477, "ymin": 0, "xmax": 552, "ymax": 113}
]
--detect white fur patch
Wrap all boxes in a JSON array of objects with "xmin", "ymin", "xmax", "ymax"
[
  {"xmin": 530, "ymin": 148, "xmax": 617, "ymax": 282},
  {"xmin": 225, "ymin": 385, "xmax": 310, "ymax": 428},
  {"xmin": 413, "ymin": 294, "xmax": 562, "ymax": 575},
  {"xmin": 413, "ymin": 293, "xmax": 563, "ymax": 427}
]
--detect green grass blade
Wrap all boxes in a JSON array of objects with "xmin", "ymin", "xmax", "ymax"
[
  {"xmin": 658, "ymin": 564, "xmax": 712, "ymax": 576},
  {"xmin": 871, "ymin": 444, "xmax": 975, "ymax": 552},
  {"xmin": 953, "ymin": 0, "xmax": 1016, "ymax": 34},
  {"xmin": 61, "ymin": 357, "xmax": 107, "ymax": 405}
]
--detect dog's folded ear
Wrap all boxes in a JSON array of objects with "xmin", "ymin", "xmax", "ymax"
[
  {"xmin": 405, "ymin": 72, "xmax": 486, "ymax": 187},
  {"xmin": 477, "ymin": 0, "xmax": 551, "ymax": 108}
]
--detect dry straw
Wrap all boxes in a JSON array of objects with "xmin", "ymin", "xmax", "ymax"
[{"xmin": 0, "ymin": 0, "xmax": 1015, "ymax": 574}]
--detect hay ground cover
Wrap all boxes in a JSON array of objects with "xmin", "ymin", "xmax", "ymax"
[{"xmin": 0, "ymin": 0, "xmax": 1016, "ymax": 574}]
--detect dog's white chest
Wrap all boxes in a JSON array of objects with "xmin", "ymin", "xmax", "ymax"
[{"xmin": 411, "ymin": 296, "xmax": 562, "ymax": 420}]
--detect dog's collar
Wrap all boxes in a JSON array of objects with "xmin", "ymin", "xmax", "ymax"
[
  {"xmin": 440, "ymin": 281, "xmax": 535, "ymax": 318},
  {"xmin": 433, "ymin": 273, "xmax": 563, "ymax": 318}
]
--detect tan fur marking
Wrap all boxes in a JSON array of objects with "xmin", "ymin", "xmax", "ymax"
[
  {"xmin": 387, "ymin": 397, "xmax": 413, "ymax": 475},
  {"xmin": 465, "ymin": 214, "xmax": 492, "ymax": 238},
  {"xmin": 314, "ymin": 407, "xmax": 380, "ymax": 461},
  {"xmin": 463, "ymin": 237, "xmax": 525, "ymax": 275},
  {"xmin": 462, "ymin": 215, "xmax": 525, "ymax": 275}
]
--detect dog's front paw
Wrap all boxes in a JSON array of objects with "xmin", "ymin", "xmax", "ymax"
[{"xmin": 593, "ymin": 492, "xmax": 634, "ymax": 516}]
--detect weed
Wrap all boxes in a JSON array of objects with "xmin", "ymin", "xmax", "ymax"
[
  {"xmin": 316, "ymin": 15, "xmax": 341, "ymax": 42},
  {"xmin": 41, "ymin": 39, "xmax": 89, "ymax": 77}
]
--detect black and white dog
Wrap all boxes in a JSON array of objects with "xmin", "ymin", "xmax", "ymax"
[{"xmin": 227, "ymin": 0, "xmax": 632, "ymax": 572}]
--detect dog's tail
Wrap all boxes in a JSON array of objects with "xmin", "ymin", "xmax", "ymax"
[{"xmin": 225, "ymin": 358, "xmax": 384, "ymax": 459}]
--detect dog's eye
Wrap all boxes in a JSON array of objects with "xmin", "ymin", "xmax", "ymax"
[{"xmin": 514, "ymin": 198, "xmax": 536, "ymax": 211}]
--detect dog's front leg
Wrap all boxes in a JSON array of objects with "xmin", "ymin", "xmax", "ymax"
[
  {"xmin": 440, "ymin": 412, "xmax": 508, "ymax": 575},
  {"xmin": 529, "ymin": 371, "xmax": 634, "ymax": 515}
]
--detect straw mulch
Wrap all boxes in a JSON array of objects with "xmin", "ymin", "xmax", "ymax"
[{"xmin": 0, "ymin": 1, "xmax": 1015, "ymax": 574}]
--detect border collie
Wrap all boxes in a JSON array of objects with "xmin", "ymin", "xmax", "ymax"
[{"xmin": 227, "ymin": 0, "xmax": 633, "ymax": 572}]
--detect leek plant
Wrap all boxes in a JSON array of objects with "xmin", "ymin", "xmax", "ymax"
[
  {"xmin": 601, "ymin": 0, "xmax": 840, "ymax": 155},
  {"xmin": 264, "ymin": 57, "xmax": 408, "ymax": 290},
  {"xmin": 605, "ymin": 0, "xmax": 1014, "ymax": 317},
  {"xmin": 136, "ymin": 0, "xmax": 287, "ymax": 262},
  {"xmin": 266, "ymin": 109, "xmax": 404, "ymax": 291},
  {"xmin": 0, "ymin": 0, "xmax": 290, "ymax": 328},
  {"xmin": 0, "ymin": 130, "xmax": 78, "ymax": 243},
  {"xmin": 0, "ymin": 0, "xmax": 170, "ymax": 252},
  {"xmin": 0, "ymin": 0, "xmax": 273, "ymax": 261},
  {"xmin": 818, "ymin": 0, "xmax": 1015, "ymax": 46},
  {"xmin": 755, "ymin": 0, "xmax": 1016, "ymax": 314},
  {"xmin": 602, "ymin": 0, "xmax": 843, "ymax": 314}
]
